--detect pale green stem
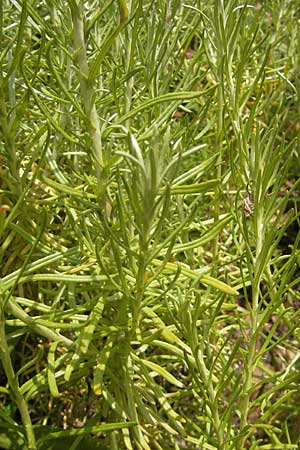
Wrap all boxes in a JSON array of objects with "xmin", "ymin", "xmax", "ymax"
[
  {"xmin": 70, "ymin": 3, "xmax": 105, "ymax": 203},
  {"xmin": 124, "ymin": 0, "xmax": 134, "ymax": 123},
  {"xmin": 132, "ymin": 245, "xmax": 146, "ymax": 340},
  {"xmin": 0, "ymin": 86, "xmax": 21, "ymax": 191},
  {"xmin": 197, "ymin": 350, "xmax": 225, "ymax": 448},
  {"xmin": 239, "ymin": 208, "xmax": 264, "ymax": 446},
  {"xmin": 0, "ymin": 311, "xmax": 36, "ymax": 449},
  {"xmin": 212, "ymin": 78, "xmax": 224, "ymax": 277}
]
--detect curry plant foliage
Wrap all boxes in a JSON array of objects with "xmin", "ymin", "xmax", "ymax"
[{"xmin": 0, "ymin": 1, "xmax": 299, "ymax": 449}]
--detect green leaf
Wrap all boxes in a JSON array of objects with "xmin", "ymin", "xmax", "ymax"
[
  {"xmin": 139, "ymin": 359, "xmax": 184, "ymax": 389},
  {"xmin": 152, "ymin": 260, "xmax": 239, "ymax": 295},
  {"xmin": 48, "ymin": 342, "xmax": 60, "ymax": 398},
  {"xmin": 39, "ymin": 421, "xmax": 137, "ymax": 442}
]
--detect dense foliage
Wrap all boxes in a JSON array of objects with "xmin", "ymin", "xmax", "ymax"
[{"xmin": 0, "ymin": 1, "xmax": 299, "ymax": 449}]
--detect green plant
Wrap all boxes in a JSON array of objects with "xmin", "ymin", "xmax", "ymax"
[{"xmin": 0, "ymin": 1, "xmax": 299, "ymax": 449}]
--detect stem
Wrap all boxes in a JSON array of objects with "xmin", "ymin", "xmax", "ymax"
[
  {"xmin": 0, "ymin": 86, "xmax": 21, "ymax": 192},
  {"xmin": 212, "ymin": 0, "xmax": 225, "ymax": 276},
  {"xmin": 239, "ymin": 208, "xmax": 264, "ymax": 446},
  {"xmin": 123, "ymin": 0, "xmax": 134, "ymax": 127},
  {"xmin": 0, "ymin": 311, "xmax": 36, "ymax": 449},
  {"xmin": 212, "ymin": 81, "xmax": 224, "ymax": 274},
  {"xmin": 132, "ymin": 246, "xmax": 146, "ymax": 339},
  {"xmin": 196, "ymin": 348, "xmax": 225, "ymax": 448},
  {"xmin": 69, "ymin": 2, "xmax": 107, "ymax": 209}
]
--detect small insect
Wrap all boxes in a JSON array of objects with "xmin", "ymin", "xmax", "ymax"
[{"xmin": 243, "ymin": 192, "xmax": 255, "ymax": 217}]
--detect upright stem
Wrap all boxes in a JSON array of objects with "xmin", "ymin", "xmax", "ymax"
[
  {"xmin": 132, "ymin": 257, "xmax": 143, "ymax": 337},
  {"xmin": 212, "ymin": 0, "xmax": 225, "ymax": 276},
  {"xmin": 239, "ymin": 208, "xmax": 264, "ymax": 446},
  {"xmin": 0, "ymin": 86, "xmax": 21, "ymax": 193},
  {"xmin": 0, "ymin": 310, "xmax": 36, "ymax": 449},
  {"xmin": 69, "ymin": 2, "xmax": 106, "ymax": 209},
  {"xmin": 0, "ymin": 2, "xmax": 21, "ymax": 194},
  {"xmin": 197, "ymin": 349, "xmax": 225, "ymax": 449},
  {"xmin": 212, "ymin": 81, "xmax": 224, "ymax": 275}
]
